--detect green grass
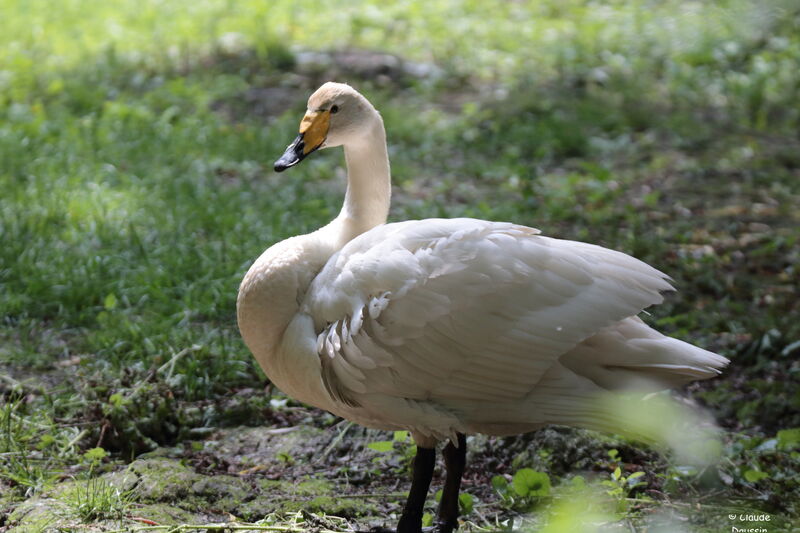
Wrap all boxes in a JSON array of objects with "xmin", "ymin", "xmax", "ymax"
[
  {"xmin": 61, "ymin": 474, "xmax": 134, "ymax": 523},
  {"xmin": 1, "ymin": 0, "xmax": 799, "ymax": 531},
  {"xmin": 0, "ymin": 397, "xmax": 64, "ymax": 496}
]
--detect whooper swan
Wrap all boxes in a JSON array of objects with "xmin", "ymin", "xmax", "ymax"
[{"xmin": 237, "ymin": 82, "xmax": 729, "ymax": 533}]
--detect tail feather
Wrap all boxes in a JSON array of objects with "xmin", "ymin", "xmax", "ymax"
[
  {"xmin": 526, "ymin": 364, "xmax": 723, "ymax": 465},
  {"xmin": 462, "ymin": 359, "xmax": 723, "ymax": 466},
  {"xmin": 463, "ymin": 316, "xmax": 727, "ymax": 464},
  {"xmin": 560, "ymin": 315, "xmax": 729, "ymax": 392}
]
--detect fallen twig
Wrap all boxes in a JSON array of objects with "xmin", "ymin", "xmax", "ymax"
[
  {"xmin": 317, "ymin": 420, "xmax": 354, "ymax": 464},
  {"xmin": 105, "ymin": 511, "xmax": 357, "ymax": 533}
]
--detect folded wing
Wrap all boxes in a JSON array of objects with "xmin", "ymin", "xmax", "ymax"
[{"xmin": 303, "ymin": 218, "xmax": 676, "ymax": 406}]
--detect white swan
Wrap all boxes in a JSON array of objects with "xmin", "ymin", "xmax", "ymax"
[{"xmin": 237, "ymin": 82, "xmax": 729, "ymax": 533}]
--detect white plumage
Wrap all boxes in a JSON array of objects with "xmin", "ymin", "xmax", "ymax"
[{"xmin": 237, "ymin": 82, "xmax": 728, "ymax": 532}]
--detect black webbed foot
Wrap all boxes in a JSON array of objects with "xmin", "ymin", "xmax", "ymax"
[{"xmin": 363, "ymin": 433, "xmax": 466, "ymax": 533}]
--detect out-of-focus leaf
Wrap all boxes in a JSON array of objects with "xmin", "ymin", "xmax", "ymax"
[{"xmin": 367, "ymin": 440, "xmax": 394, "ymax": 453}]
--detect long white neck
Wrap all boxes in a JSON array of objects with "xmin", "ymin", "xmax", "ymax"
[
  {"xmin": 321, "ymin": 118, "xmax": 391, "ymax": 248},
  {"xmin": 238, "ymin": 109, "xmax": 392, "ymax": 394}
]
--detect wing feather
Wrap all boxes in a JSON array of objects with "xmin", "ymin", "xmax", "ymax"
[{"xmin": 303, "ymin": 218, "xmax": 673, "ymax": 405}]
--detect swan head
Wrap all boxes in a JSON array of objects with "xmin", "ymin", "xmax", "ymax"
[{"xmin": 274, "ymin": 82, "xmax": 378, "ymax": 172}]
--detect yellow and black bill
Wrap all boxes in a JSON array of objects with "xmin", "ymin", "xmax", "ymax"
[{"xmin": 274, "ymin": 110, "xmax": 330, "ymax": 172}]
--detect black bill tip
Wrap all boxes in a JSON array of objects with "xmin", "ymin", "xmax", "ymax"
[{"xmin": 274, "ymin": 134, "xmax": 306, "ymax": 172}]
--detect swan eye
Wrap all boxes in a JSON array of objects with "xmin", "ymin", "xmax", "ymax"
[{"xmin": 330, "ymin": 105, "xmax": 339, "ymax": 114}]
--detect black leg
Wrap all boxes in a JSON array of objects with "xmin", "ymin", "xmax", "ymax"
[
  {"xmin": 396, "ymin": 445, "xmax": 436, "ymax": 533},
  {"xmin": 435, "ymin": 433, "xmax": 467, "ymax": 533}
]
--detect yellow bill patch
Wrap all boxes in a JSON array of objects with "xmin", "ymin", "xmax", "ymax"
[{"xmin": 299, "ymin": 111, "xmax": 330, "ymax": 155}]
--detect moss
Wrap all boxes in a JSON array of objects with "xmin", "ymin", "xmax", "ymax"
[
  {"xmin": 6, "ymin": 497, "xmax": 61, "ymax": 532},
  {"xmin": 190, "ymin": 475, "xmax": 253, "ymax": 513},
  {"xmin": 128, "ymin": 457, "xmax": 206, "ymax": 504},
  {"xmin": 237, "ymin": 478, "xmax": 379, "ymax": 521},
  {"xmin": 283, "ymin": 494, "xmax": 379, "ymax": 517},
  {"xmin": 8, "ymin": 498, "xmax": 206, "ymax": 531},
  {"xmin": 122, "ymin": 503, "xmax": 199, "ymax": 525}
]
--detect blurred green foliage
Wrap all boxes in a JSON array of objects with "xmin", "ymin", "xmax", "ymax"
[{"xmin": 1, "ymin": 0, "xmax": 798, "ymax": 531}]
